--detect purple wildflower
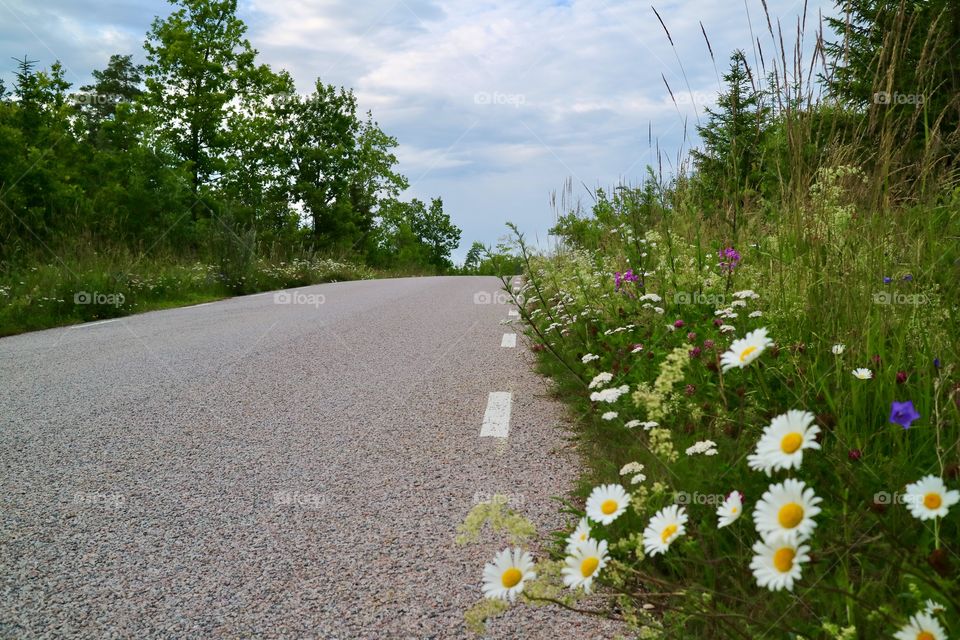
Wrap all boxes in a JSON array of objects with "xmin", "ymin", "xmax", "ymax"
[
  {"xmin": 674, "ymin": 319, "xmax": 685, "ymax": 329},
  {"xmin": 889, "ymin": 401, "xmax": 920, "ymax": 429},
  {"xmin": 615, "ymin": 269, "xmax": 639, "ymax": 292},
  {"xmin": 718, "ymin": 247, "xmax": 742, "ymax": 274},
  {"xmin": 883, "ymin": 276, "xmax": 892, "ymax": 284},
  {"xmin": 902, "ymin": 274, "xmax": 913, "ymax": 282}
]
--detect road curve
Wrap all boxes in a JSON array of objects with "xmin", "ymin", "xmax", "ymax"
[{"xmin": 0, "ymin": 276, "xmax": 619, "ymax": 639}]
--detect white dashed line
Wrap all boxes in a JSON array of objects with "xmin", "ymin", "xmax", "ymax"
[
  {"xmin": 501, "ymin": 333, "xmax": 517, "ymax": 348},
  {"xmin": 480, "ymin": 392, "xmax": 512, "ymax": 438},
  {"xmin": 70, "ymin": 318, "xmax": 120, "ymax": 329}
]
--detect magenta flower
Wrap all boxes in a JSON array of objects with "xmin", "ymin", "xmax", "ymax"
[
  {"xmin": 614, "ymin": 269, "xmax": 639, "ymax": 292},
  {"xmin": 673, "ymin": 319, "xmax": 685, "ymax": 329},
  {"xmin": 889, "ymin": 401, "xmax": 920, "ymax": 429}
]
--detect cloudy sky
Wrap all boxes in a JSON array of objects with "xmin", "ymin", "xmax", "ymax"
[{"xmin": 0, "ymin": 0, "xmax": 832, "ymax": 261}]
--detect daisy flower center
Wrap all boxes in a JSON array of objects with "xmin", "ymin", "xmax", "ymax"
[
  {"xmin": 580, "ymin": 556, "xmax": 600, "ymax": 578},
  {"xmin": 924, "ymin": 493, "xmax": 943, "ymax": 510},
  {"xmin": 772, "ymin": 547, "xmax": 795, "ymax": 573},
  {"xmin": 777, "ymin": 502, "xmax": 804, "ymax": 529},
  {"xmin": 601, "ymin": 499, "xmax": 619, "ymax": 515},
  {"xmin": 501, "ymin": 567, "xmax": 523, "ymax": 588},
  {"xmin": 739, "ymin": 346, "xmax": 758, "ymax": 362},
  {"xmin": 660, "ymin": 524, "xmax": 678, "ymax": 543},
  {"xmin": 916, "ymin": 632, "xmax": 935, "ymax": 640},
  {"xmin": 780, "ymin": 432, "xmax": 803, "ymax": 454},
  {"xmin": 731, "ymin": 507, "xmax": 738, "ymax": 513}
]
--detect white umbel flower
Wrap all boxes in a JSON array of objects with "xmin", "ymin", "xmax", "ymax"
[
  {"xmin": 561, "ymin": 538, "xmax": 608, "ymax": 593},
  {"xmin": 590, "ymin": 385, "xmax": 630, "ymax": 403},
  {"xmin": 750, "ymin": 532, "xmax": 811, "ymax": 592},
  {"xmin": 753, "ymin": 479, "xmax": 822, "ymax": 541},
  {"xmin": 581, "ymin": 353, "xmax": 600, "ymax": 364},
  {"xmin": 720, "ymin": 327, "xmax": 773, "ymax": 371},
  {"xmin": 586, "ymin": 484, "xmax": 629, "ymax": 524},
  {"xmin": 717, "ymin": 491, "xmax": 744, "ymax": 528},
  {"xmin": 482, "ymin": 548, "xmax": 536, "ymax": 602},
  {"xmin": 852, "ymin": 368, "xmax": 873, "ymax": 379},
  {"xmin": 601, "ymin": 411, "xmax": 618, "ymax": 421},
  {"xmin": 685, "ymin": 440, "xmax": 718, "ymax": 456},
  {"xmin": 904, "ymin": 475, "xmax": 960, "ymax": 521},
  {"xmin": 642, "ymin": 505, "xmax": 688, "ymax": 556},
  {"xmin": 733, "ymin": 289, "xmax": 759, "ymax": 299},
  {"xmin": 565, "ymin": 517, "xmax": 592, "ymax": 553},
  {"xmin": 893, "ymin": 612, "xmax": 948, "ymax": 640},
  {"xmin": 588, "ymin": 372, "xmax": 614, "ymax": 389},
  {"xmin": 747, "ymin": 410, "xmax": 821, "ymax": 476}
]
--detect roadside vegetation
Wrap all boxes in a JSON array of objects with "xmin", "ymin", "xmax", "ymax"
[
  {"xmin": 0, "ymin": 0, "xmax": 466, "ymax": 336},
  {"xmin": 461, "ymin": 1, "xmax": 960, "ymax": 637}
]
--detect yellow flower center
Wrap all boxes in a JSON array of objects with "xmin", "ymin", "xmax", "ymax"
[
  {"xmin": 924, "ymin": 493, "xmax": 943, "ymax": 510},
  {"xmin": 601, "ymin": 499, "xmax": 619, "ymax": 515},
  {"xmin": 579, "ymin": 533, "xmax": 587, "ymax": 541},
  {"xmin": 731, "ymin": 507, "xmax": 738, "ymax": 513},
  {"xmin": 501, "ymin": 567, "xmax": 522, "ymax": 589},
  {"xmin": 660, "ymin": 524, "xmax": 678, "ymax": 543},
  {"xmin": 739, "ymin": 345, "xmax": 758, "ymax": 362},
  {"xmin": 917, "ymin": 632, "xmax": 935, "ymax": 640},
  {"xmin": 777, "ymin": 502, "xmax": 804, "ymax": 529},
  {"xmin": 780, "ymin": 432, "xmax": 803, "ymax": 454},
  {"xmin": 772, "ymin": 547, "xmax": 795, "ymax": 573},
  {"xmin": 580, "ymin": 556, "xmax": 600, "ymax": 578}
]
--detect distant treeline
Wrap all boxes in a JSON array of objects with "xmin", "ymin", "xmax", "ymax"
[{"xmin": 0, "ymin": 0, "xmax": 462, "ymax": 273}]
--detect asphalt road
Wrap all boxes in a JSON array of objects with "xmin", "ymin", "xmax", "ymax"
[{"xmin": 0, "ymin": 276, "xmax": 621, "ymax": 639}]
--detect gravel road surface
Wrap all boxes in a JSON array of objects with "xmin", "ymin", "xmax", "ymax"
[{"xmin": 0, "ymin": 277, "xmax": 624, "ymax": 639}]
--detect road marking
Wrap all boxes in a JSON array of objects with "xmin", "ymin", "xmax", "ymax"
[
  {"xmin": 178, "ymin": 301, "xmax": 215, "ymax": 310},
  {"xmin": 508, "ymin": 309, "xmax": 519, "ymax": 317},
  {"xmin": 70, "ymin": 318, "xmax": 120, "ymax": 329},
  {"xmin": 501, "ymin": 333, "xmax": 517, "ymax": 348},
  {"xmin": 480, "ymin": 392, "xmax": 512, "ymax": 438}
]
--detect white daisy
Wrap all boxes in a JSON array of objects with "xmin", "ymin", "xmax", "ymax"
[
  {"xmin": 588, "ymin": 372, "xmax": 614, "ymax": 389},
  {"xmin": 720, "ymin": 327, "xmax": 773, "ymax": 371},
  {"xmin": 893, "ymin": 612, "xmax": 948, "ymax": 640},
  {"xmin": 642, "ymin": 505, "xmax": 688, "ymax": 556},
  {"xmin": 585, "ymin": 484, "xmax": 629, "ymax": 524},
  {"xmin": 601, "ymin": 411, "xmax": 618, "ymax": 421},
  {"xmin": 904, "ymin": 475, "xmax": 960, "ymax": 521},
  {"xmin": 747, "ymin": 410, "xmax": 821, "ymax": 476},
  {"xmin": 581, "ymin": 353, "xmax": 600, "ymax": 364},
  {"xmin": 561, "ymin": 538, "xmax": 609, "ymax": 593},
  {"xmin": 482, "ymin": 548, "xmax": 536, "ymax": 602},
  {"xmin": 852, "ymin": 368, "xmax": 873, "ymax": 380},
  {"xmin": 924, "ymin": 599, "xmax": 946, "ymax": 616},
  {"xmin": 750, "ymin": 532, "xmax": 811, "ymax": 592},
  {"xmin": 831, "ymin": 344, "xmax": 846, "ymax": 355},
  {"xmin": 565, "ymin": 517, "xmax": 592, "ymax": 553},
  {"xmin": 753, "ymin": 479, "xmax": 822, "ymax": 541},
  {"xmin": 717, "ymin": 491, "xmax": 744, "ymax": 528}
]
